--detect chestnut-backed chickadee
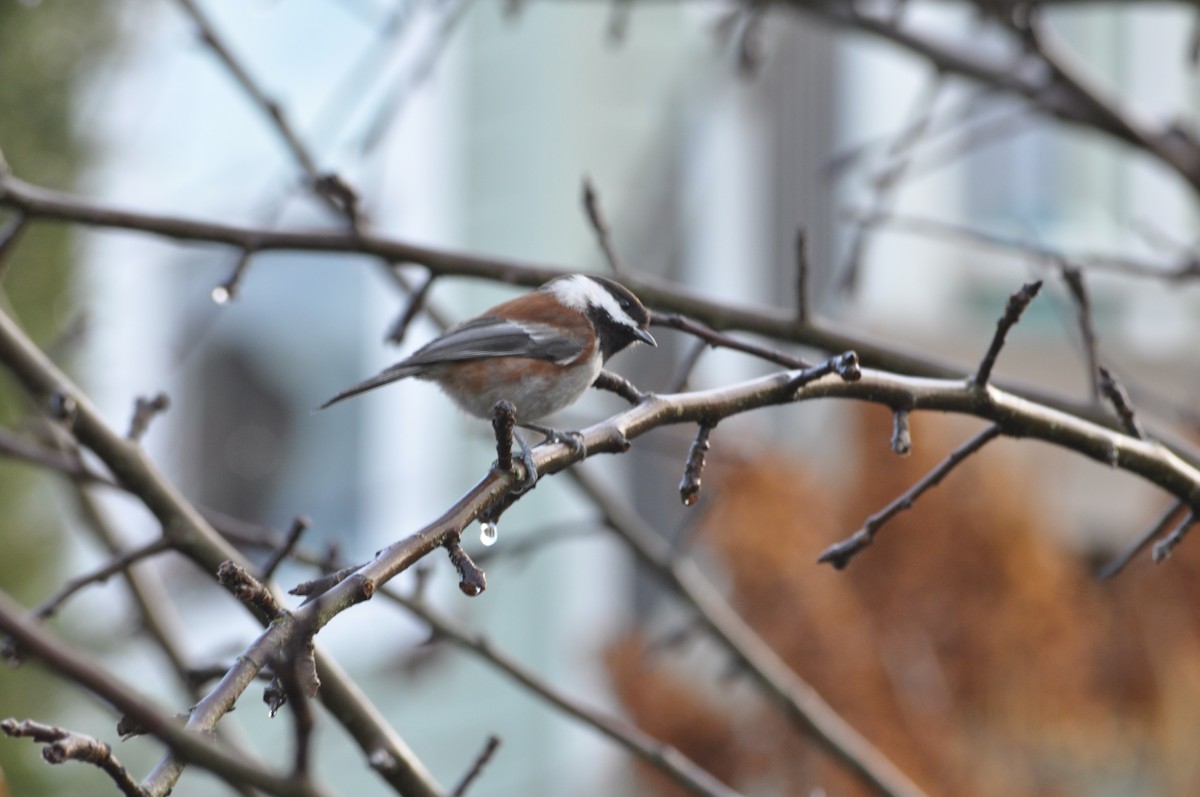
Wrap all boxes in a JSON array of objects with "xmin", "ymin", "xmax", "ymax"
[{"xmin": 321, "ymin": 274, "xmax": 656, "ymax": 485}]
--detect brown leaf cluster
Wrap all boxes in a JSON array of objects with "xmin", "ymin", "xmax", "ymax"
[{"xmin": 606, "ymin": 405, "xmax": 1200, "ymax": 796}]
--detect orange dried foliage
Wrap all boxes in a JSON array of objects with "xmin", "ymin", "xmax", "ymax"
[{"xmin": 606, "ymin": 405, "xmax": 1200, "ymax": 796}]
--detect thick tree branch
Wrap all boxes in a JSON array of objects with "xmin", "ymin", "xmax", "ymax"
[
  {"xmin": 566, "ymin": 467, "xmax": 931, "ymax": 797},
  {"xmin": 0, "ymin": 591, "xmax": 332, "ymax": 797},
  {"xmin": 0, "ymin": 306, "xmax": 445, "ymax": 797},
  {"xmin": 6, "ymin": 170, "xmax": 1187, "ymax": 467}
]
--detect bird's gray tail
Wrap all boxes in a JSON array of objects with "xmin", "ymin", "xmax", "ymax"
[{"xmin": 318, "ymin": 364, "xmax": 422, "ymax": 410}]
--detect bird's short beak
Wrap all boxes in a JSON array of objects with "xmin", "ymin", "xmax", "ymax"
[{"xmin": 635, "ymin": 327, "xmax": 657, "ymax": 347}]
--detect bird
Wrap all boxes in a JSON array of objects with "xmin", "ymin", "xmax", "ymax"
[{"xmin": 320, "ymin": 273, "xmax": 656, "ymax": 487}]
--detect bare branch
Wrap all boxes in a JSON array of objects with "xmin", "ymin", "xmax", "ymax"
[
  {"xmin": 126, "ymin": 392, "xmax": 170, "ymax": 443},
  {"xmin": 444, "ymin": 537, "xmax": 487, "ymax": 597},
  {"xmin": 32, "ymin": 538, "xmax": 173, "ymax": 622},
  {"xmin": 1098, "ymin": 366, "xmax": 1146, "ymax": 440},
  {"xmin": 0, "ymin": 591, "xmax": 332, "ymax": 797},
  {"xmin": 581, "ymin": 175, "xmax": 625, "ymax": 275},
  {"xmin": 0, "ymin": 304, "xmax": 448, "ymax": 797},
  {"xmin": 818, "ymin": 425, "xmax": 1003, "ymax": 569},
  {"xmin": 0, "ymin": 210, "xmax": 26, "ymax": 280},
  {"xmin": 171, "ymin": 0, "xmax": 319, "ymax": 189},
  {"xmin": 839, "ymin": 73, "xmax": 943, "ymax": 293},
  {"xmin": 358, "ymin": 0, "xmax": 474, "ymax": 155},
  {"xmin": 863, "ymin": 211, "xmax": 1200, "ymax": 282},
  {"xmin": 261, "ymin": 516, "xmax": 312, "ymax": 583},
  {"xmin": 4, "ymin": 169, "xmax": 1197, "ymax": 467},
  {"xmin": 1096, "ymin": 500, "xmax": 1186, "ymax": 580},
  {"xmin": 290, "ymin": 564, "xmax": 364, "ymax": 601},
  {"xmin": 592, "ymin": 369, "xmax": 646, "ymax": 404},
  {"xmin": 217, "ymin": 561, "xmax": 285, "ymax": 621},
  {"xmin": 679, "ymin": 422, "xmax": 714, "ymax": 507},
  {"xmin": 1, "ymin": 718, "xmax": 148, "ymax": 797},
  {"xmin": 971, "ymin": 280, "xmax": 1042, "ymax": 388},
  {"xmin": 211, "ymin": 248, "xmax": 254, "ymax": 305},
  {"xmin": 791, "ymin": 3, "xmax": 1200, "ymax": 191},
  {"xmin": 390, "ymin": 591, "xmax": 746, "ymax": 797},
  {"xmin": 1152, "ymin": 511, "xmax": 1197, "ymax": 563},
  {"xmin": 1059, "ymin": 265, "xmax": 1100, "ymax": 400},
  {"xmin": 795, "ymin": 226, "xmax": 811, "ymax": 324},
  {"xmin": 667, "ymin": 340, "xmax": 709, "ymax": 394},
  {"xmin": 652, "ymin": 311, "xmax": 811, "ymax": 371},
  {"xmin": 451, "ymin": 735, "xmax": 501, "ymax": 797},
  {"xmin": 385, "ymin": 273, "xmax": 436, "ymax": 345},
  {"xmin": 566, "ymin": 468, "xmax": 931, "ymax": 797},
  {"xmin": 0, "ymin": 426, "xmax": 111, "ymax": 485}
]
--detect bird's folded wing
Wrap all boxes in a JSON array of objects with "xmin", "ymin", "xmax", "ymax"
[
  {"xmin": 319, "ymin": 316, "xmax": 586, "ymax": 409},
  {"xmin": 404, "ymin": 315, "xmax": 585, "ymax": 365}
]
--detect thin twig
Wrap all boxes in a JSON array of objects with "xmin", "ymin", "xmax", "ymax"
[
  {"xmin": 451, "ymin": 735, "xmax": 501, "ymax": 797},
  {"xmin": 971, "ymin": 280, "xmax": 1042, "ymax": 388},
  {"xmin": 172, "ymin": 0, "xmax": 317, "ymax": 181},
  {"xmin": 290, "ymin": 563, "xmax": 364, "ymax": 601},
  {"xmin": 796, "ymin": 3, "xmax": 1200, "ymax": 192},
  {"xmin": 1, "ymin": 718, "xmax": 149, "ymax": 797},
  {"xmin": 783, "ymin": 351, "xmax": 861, "ymax": 393},
  {"xmin": 581, "ymin": 175, "xmax": 624, "ymax": 275},
  {"xmin": 32, "ymin": 538, "xmax": 173, "ymax": 621},
  {"xmin": 1059, "ymin": 265, "xmax": 1100, "ymax": 400},
  {"xmin": 385, "ymin": 273, "xmax": 436, "ymax": 345},
  {"xmin": 211, "ymin": 248, "xmax": 255, "ymax": 304},
  {"xmin": 818, "ymin": 425, "xmax": 1003, "ymax": 570},
  {"xmin": 261, "ymin": 516, "xmax": 312, "ymax": 583},
  {"xmin": 591, "ymin": 370, "xmax": 645, "ymax": 405},
  {"xmin": 359, "ymin": 0, "xmax": 475, "ymax": 155},
  {"xmin": 838, "ymin": 73, "xmax": 943, "ymax": 294},
  {"xmin": 1096, "ymin": 500, "xmax": 1186, "ymax": 580},
  {"xmin": 667, "ymin": 340, "xmax": 709, "ymax": 394},
  {"xmin": 1098, "ymin": 366, "xmax": 1146, "ymax": 440},
  {"xmin": 1152, "ymin": 511, "xmax": 1197, "ymax": 563},
  {"xmin": 652, "ymin": 311, "xmax": 812, "ymax": 371},
  {"xmin": 389, "ymin": 592, "xmax": 745, "ymax": 797},
  {"xmin": 0, "ymin": 427, "xmax": 111, "ymax": 485},
  {"xmin": 0, "ymin": 211, "xmax": 27, "ymax": 281},
  {"xmin": 126, "ymin": 392, "xmax": 170, "ymax": 442},
  {"xmin": 862, "ymin": 211, "xmax": 1200, "ymax": 282},
  {"xmin": 795, "ymin": 226, "xmax": 811, "ymax": 324},
  {"xmin": 170, "ymin": 0, "xmax": 364, "ymax": 229}
]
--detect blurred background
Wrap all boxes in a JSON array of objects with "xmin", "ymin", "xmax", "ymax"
[{"xmin": 2, "ymin": 1, "xmax": 1200, "ymax": 795}]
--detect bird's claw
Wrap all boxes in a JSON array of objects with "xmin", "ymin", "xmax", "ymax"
[{"xmin": 510, "ymin": 443, "xmax": 539, "ymax": 495}]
